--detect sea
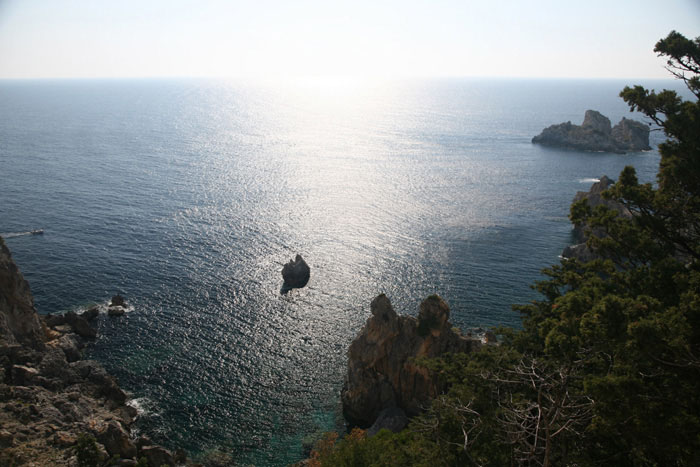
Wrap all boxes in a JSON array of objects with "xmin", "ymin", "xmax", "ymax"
[{"xmin": 0, "ymin": 77, "xmax": 682, "ymax": 465}]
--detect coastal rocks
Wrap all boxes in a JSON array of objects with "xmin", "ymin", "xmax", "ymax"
[
  {"xmin": 108, "ymin": 306, "xmax": 126, "ymax": 316},
  {"xmin": 81, "ymin": 305, "xmax": 100, "ymax": 321},
  {"xmin": 110, "ymin": 295, "xmax": 125, "ymax": 307},
  {"xmin": 0, "ymin": 236, "xmax": 189, "ymax": 466},
  {"xmin": 341, "ymin": 294, "xmax": 480, "ymax": 428},
  {"xmin": 109, "ymin": 295, "xmax": 128, "ymax": 316},
  {"xmin": 95, "ymin": 421, "xmax": 137, "ymax": 459},
  {"xmin": 532, "ymin": 110, "xmax": 650, "ymax": 153},
  {"xmin": 282, "ymin": 254, "xmax": 311, "ymax": 289},
  {"xmin": 64, "ymin": 311, "xmax": 97, "ymax": 339},
  {"xmin": 43, "ymin": 310, "xmax": 97, "ymax": 339},
  {"xmin": 140, "ymin": 445, "xmax": 176, "ymax": 466},
  {"xmin": 0, "ymin": 237, "xmax": 46, "ymax": 350},
  {"xmin": 561, "ymin": 176, "xmax": 632, "ymax": 261}
]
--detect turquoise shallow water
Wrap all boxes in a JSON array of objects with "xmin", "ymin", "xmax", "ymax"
[{"xmin": 0, "ymin": 77, "xmax": 679, "ymax": 465}]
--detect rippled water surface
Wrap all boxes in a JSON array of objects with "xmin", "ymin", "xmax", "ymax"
[{"xmin": 0, "ymin": 77, "xmax": 677, "ymax": 465}]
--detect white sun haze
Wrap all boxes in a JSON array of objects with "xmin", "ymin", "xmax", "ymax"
[{"xmin": 0, "ymin": 0, "xmax": 698, "ymax": 80}]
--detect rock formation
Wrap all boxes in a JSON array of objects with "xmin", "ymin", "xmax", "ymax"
[
  {"xmin": 108, "ymin": 294, "xmax": 128, "ymax": 316},
  {"xmin": 341, "ymin": 294, "xmax": 480, "ymax": 428},
  {"xmin": 532, "ymin": 110, "xmax": 651, "ymax": 153},
  {"xmin": 561, "ymin": 176, "xmax": 632, "ymax": 261},
  {"xmin": 0, "ymin": 236, "xmax": 183, "ymax": 466},
  {"xmin": 0, "ymin": 238, "xmax": 46, "ymax": 350},
  {"xmin": 282, "ymin": 254, "xmax": 310, "ymax": 289}
]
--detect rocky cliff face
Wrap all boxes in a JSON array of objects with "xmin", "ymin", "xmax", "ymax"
[
  {"xmin": 0, "ymin": 238, "xmax": 45, "ymax": 350},
  {"xmin": 532, "ymin": 110, "xmax": 651, "ymax": 153},
  {"xmin": 341, "ymin": 294, "xmax": 480, "ymax": 428},
  {"xmin": 561, "ymin": 176, "xmax": 632, "ymax": 261},
  {"xmin": 0, "ymin": 237, "xmax": 182, "ymax": 466}
]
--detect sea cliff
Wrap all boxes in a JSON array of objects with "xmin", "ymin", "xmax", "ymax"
[
  {"xmin": 0, "ymin": 236, "xmax": 184, "ymax": 466},
  {"xmin": 341, "ymin": 294, "xmax": 481, "ymax": 430}
]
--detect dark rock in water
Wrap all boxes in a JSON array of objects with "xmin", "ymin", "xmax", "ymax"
[
  {"xmin": 108, "ymin": 306, "xmax": 126, "ymax": 317},
  {"xmin": 367, "ymin": 407, "xmax": 409, "ymax": 436},
  {"xmin": 110, "ymin": 295, "xmax": 125, "ymax": 307},
  {"xmin": 72, "ymin": 317, "xmax": 97, "ymax": 339},
  {"xmin": 281, "ymin": 254, "xmax": 310, "ymax": 289},
  {"xmin": 342, "ymin": 294, "xmax": 480, "ymax": 428},
  {"xmin": 532, "ymin": 110, "xmax": 650, "ymax": 153},
  {"xmin": 63, "ymin": 311, "xmax": 97, "ymax": 339},
  {"xmin": 81, "ymin": 306, "xmax": 100, "ymax": 321}
]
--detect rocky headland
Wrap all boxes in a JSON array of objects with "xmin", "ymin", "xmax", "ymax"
[
  {"xmin": 532, "ymin": 110, "xmax": 650, "ymax": 153},
  {"xmin": 0, "ymin": 236, "xmax": 185, "ymax": 466},
  {"xmin": 561, "ymin": 176, "xmax": 631, "ymax": 262},
  {"xmin": 341, "ymin": 294, "xmax": 481, "ymax": 431}
]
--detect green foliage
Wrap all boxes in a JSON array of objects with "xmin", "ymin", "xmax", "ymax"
[
  {"xmin": 75, "ymin": 433, "xmax": 101, "ymax": 467},
  {"xmin": 322, "ymin": 30, "xmax": 700, "ymax": 467}
]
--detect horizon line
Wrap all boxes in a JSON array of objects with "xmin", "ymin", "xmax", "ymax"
[{"xmin": 0, "ymin": 74, "xmax": 678, "ymax": 82}]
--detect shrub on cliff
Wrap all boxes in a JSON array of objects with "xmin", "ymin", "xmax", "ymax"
[
  {"xmin": 322, "ymin": 30, "xmax": 700, "ymax": 466},
  {"xmin": 75, "ymin": 433, "xmax": 101, "ymax": 467}
]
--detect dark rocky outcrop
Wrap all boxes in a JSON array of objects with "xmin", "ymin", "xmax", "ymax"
[
  {"xmin": 0, "ymin": 238, "xmax": 46, "ymax": 350},
  {"xmin": 561, "ymin": 176, "xmax": 632, "ymax": 261},
  {"xmin": 341, "ymin": 294, "xmax": 480, "ymax": 428},
  {"xmin": 108, "ymin": 295, "xmax": 128, "ymax": 317},
  {"xmin": 282, "ymin": 254, "xmax": 311, "ymax": 289},
  {"xmin": 532, "ymin": 110, "xmax": 650, "ymax": 153},
  {"xmin": 110, "ymin": 295, "xmax": 125, "ymax": 307},
  {"xmin": 0, "ymin": 236, "xmax": 186, "ymax": 466},
  {"xmin": 108, "ymin": 306, "xmax": 126, "ymax": 317},
  {"xmin": 366, "ymin": 407, "xmax": 409, "ymax": 437}
]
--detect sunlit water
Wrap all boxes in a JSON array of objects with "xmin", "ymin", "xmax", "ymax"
[{"xmin": 0, "ymin": 77, "xmax": 678, "ymax": 465}]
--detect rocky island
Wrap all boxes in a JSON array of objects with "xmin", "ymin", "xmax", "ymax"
[
  {"xmin": 532, "ymin": 110, "xmax": 650, "ymax": 153},
  {"xmin": 282, "ymin": 254, "xmax": 310, "ymax": 289}
]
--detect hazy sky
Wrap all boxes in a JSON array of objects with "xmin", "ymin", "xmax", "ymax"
[{"xmin": 0, "ymin": 0, "xmax": 698, "ymax": 79}]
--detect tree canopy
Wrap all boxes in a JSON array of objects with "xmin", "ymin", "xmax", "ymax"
[{"xmin": 312, "ymin": 30, "xmax": 700, "ymax": 466}]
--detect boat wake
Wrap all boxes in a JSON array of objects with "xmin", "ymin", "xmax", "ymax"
[{"xmin": 1, "ymin": 229, "xmax": 44, "ymax": 238}]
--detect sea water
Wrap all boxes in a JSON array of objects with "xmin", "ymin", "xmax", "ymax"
[{"xmin": 0, "ymin": 77, "xmax": 680, "ymax": 465}]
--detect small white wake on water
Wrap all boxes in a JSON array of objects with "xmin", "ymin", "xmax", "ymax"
[
  {"xmin": 72, "ymin": 300, "xmax": 135, "ymax": 315},
  {"xmin": 579, "ymin": 177, "xmax": 601, "ymax": 183},
  {"xmin": 1, "ymin": 229, "xmax": 44, "ymax": 238}
]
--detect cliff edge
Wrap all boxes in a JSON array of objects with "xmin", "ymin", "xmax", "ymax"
[
  {"xmin": 0, "ymin": 236, "xmax": 183, "ymax": 466},
  {"xmin": 341, "ymin": 294, "xmax": 480, "ymax": 429},
  {"xmin": 561, "ymin": 176, "xmax": 632, "ymax": 261}
]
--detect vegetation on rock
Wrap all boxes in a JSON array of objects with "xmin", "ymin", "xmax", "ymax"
[{"xmin": 319, "ymin": 30, "xmax": 700, "ymax": 466}]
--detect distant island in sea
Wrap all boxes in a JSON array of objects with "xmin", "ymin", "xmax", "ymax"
[{"xmin": 532, "ymin": 109, "xmax": 650, "ymax": 153}]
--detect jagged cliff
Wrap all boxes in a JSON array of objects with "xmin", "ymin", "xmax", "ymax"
[
  {"xmin": 561, "ymin": 176, "xmax": 632, "ymax": 261},
  {"xmin": 532, "ymin": 110, "xmax": 650, "ymax": 153},
  {"xmin": 0, "ymin": 237, "xmax": 183, "ymax": 466},
  {"xmin": 0, "ymin": 239, "xmax": 46, "ymax": 350},
  {"xmin": 341, "ymin": 294, "xmax": 480, "ymax": 429}
]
